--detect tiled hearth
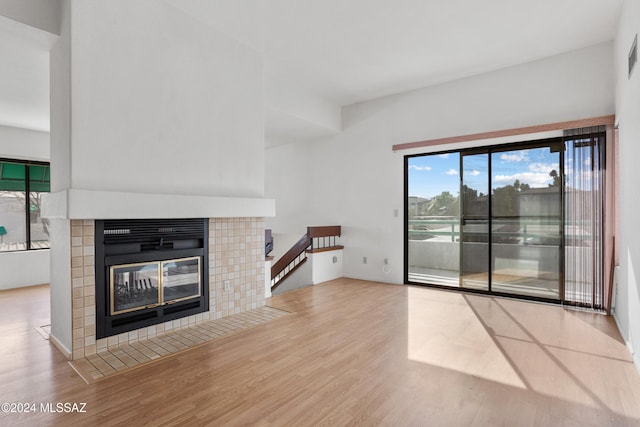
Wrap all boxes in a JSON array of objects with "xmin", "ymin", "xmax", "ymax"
[
  {"xmin": 70, "ymin": 217, "xmax": 265, "ymax": 360},
  {"xmin": 70, "ymin": 305, "xmax": 288, "ymax": 382}
]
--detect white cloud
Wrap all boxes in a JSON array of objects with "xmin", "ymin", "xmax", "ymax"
[
  {"xmin": 445, "ymin": 169, "xmax": 458, "ymax": 175},
  {"xmin": 500, "ymin": 151, "xmax": 528, "ymax": 162},
  {"xmin": 467, "ymin": 170, "xmax": 481, "ymax": 176},
  {"xmin": 584, "ymin": 157, "xmax": 592, "ymax": 166},
  {"xmin": 528, "ymin": 162, "xmax": 559, "ymax": 173},
  {"xmin": 409, "ymin": 165, "xmax": 432, "ymax": 171},
  {"xmin": 494, "ymin": 172, "xmax": 552, "ymax": 187},
  {"xmin": 438, "ymin": 153, "xmax": 450, "ymax": 159}
]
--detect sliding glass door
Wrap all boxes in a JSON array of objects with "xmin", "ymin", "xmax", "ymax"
[
  {"xmin": 489, "ymin": 143, "xmax": 562, "ymax": 299},
  {"xmin": 460, "ymin": 151, "xmax": 489, "ymax": 291},
  {"xmin": 406, "ymin": 152, "xmax": 460, "ymax": 286},
  {"xmin": 406, "ymin": 139, "xmax": 565, "ymax": 301}
]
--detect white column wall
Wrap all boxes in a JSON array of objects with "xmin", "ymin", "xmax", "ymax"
[
  {"xmin": 66, "ymin": 0, "xmax": 263, "ymax": 198},
  {"xmin": 48, "ymin": 0, "xmax": 266, "ymax": 352},
  {"xmin": 49, "ymin": 217, "xmax": 71, "ymax": 356},
  {"xmin": 46, "ymin": 0, "xmax": 72, "ymax": 352}
]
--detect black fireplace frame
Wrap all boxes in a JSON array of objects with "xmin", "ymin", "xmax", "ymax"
[{"xmin": 95, "ymin": 218, "xmax": 209, "ymax": 339}]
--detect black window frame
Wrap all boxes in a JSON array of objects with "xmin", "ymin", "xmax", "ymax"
[
  {"xmin": 0, "ymin": 157, "xmax": 51, "ymax": 252},
  {"xmin": 403, "ymin": 137, "xmax": 566, "ymax": 305}
]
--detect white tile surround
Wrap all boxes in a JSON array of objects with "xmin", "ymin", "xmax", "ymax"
[{"xmin": 70, "ymin": 217, "xmax": 265, "ymax": 360}]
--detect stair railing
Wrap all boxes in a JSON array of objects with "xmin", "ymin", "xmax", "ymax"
[{"xmin": 270, "ymin": 226, "xmax": 341, "ymax": 291}]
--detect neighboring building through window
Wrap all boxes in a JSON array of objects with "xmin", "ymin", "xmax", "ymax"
[{"xmin": 0, "ymin": 159, "xmax": 50, "ymax": 252}]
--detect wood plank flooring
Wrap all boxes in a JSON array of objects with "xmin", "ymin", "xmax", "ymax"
[
  {"xmin": 70, "ymin": 306, "xmax": 289, "ymax": 383},
  {"xmin": 1, "ymin": 279, "xmax": 639, "ymax": 426}
]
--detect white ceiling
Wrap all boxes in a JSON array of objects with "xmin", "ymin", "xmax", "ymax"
[
  {"xmin": 0, "ymin": 0, "xmax": 624, "ymax": 136},
  {"xmin": 169, "ymin": 0, "xmax": 623, "ymax": 106}
]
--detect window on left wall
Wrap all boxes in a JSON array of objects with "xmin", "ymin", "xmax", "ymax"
[{"xmin": 0, "ymin": 159, "xmax": 50, "ymax": 252}]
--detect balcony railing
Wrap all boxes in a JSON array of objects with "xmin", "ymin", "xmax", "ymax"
[{"xmin": 408, "ymin": 218, "xmax": 597, "ymax": 246}]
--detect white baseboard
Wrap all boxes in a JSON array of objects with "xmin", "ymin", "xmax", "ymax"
[
  {"xmin": 49, "ymin": 334, "xmax": 72, "ymax": 360},
  {"xmin": 613, "ymin": 310, "xmax": 640, "ymax": 375}
]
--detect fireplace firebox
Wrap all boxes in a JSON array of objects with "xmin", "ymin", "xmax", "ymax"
[{"xmin": 95, "ymin": 218, "xmax": 209, "ymax": 339}]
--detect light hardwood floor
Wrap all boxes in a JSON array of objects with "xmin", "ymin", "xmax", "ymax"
[{"xmin": 1, "ymin": 279, "xmax": 639, "ymax": 426}]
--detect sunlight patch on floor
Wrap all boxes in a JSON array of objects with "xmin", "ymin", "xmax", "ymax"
[{"xmin": 406, "ymin": 287, "xmax": 527, "ymax": 389}]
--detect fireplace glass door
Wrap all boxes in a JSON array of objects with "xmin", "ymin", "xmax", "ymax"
[
  {"xmin": 161, "ymin": 257, "xmax": 201, "ymax": 304},
  {"xmin": 110, "ymin": 262, "xmax": 161, "ymax": 315},
  {"xmin": 110, "ymin": 257, "xmax": 201, "ymax": 315}
]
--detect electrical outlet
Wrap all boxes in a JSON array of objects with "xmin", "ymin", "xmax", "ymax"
[{"xmin": 224, "ymin": 280, "xmax": 230, "ymax": 291}]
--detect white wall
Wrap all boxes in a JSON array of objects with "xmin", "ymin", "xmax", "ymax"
[
  {"xmin": 270, "ymin": 232, "xmax": 306, "ymax": 260},
  {"xmin": 0, "ymin": 0, "xmax": 61, "ymax": 35},
  {"xmin": 266, "ymin": 42, "xmax": 615, "ymax": 284},
  {"xmin": 49, "ymin": 218, "xmax": 70, "ymax": 356},
  {"xmin": 265, "ymin": 70, "xmax": 341, "ymax": 147},
  {"xmin": 62, "ymin": 0, "xmax": 263, "ymax": 198},
  {"xmin": 0, "ymin": 124, "xmax": 51, "ymax": 289},
  {"xmin": 46, "ymin": 0, "xmax": 71, "ymax": 353},
  {"xmin": 0, "ymin": 250, "xmax": 49, "ymax": 290},
  {"xmin": 49, "ymin": 0, "xmax": 69, "ymax": 193},
  {"xmin": 311, "ymin": 249, "xmax": 343, "ymax": 284},
  {"xmin": 614, "ymin": 0, "xmax": 640, "ymax": 371},
  {"xmin": 0, "ymin": 124, "xmax": 49, "ymax": 160}
]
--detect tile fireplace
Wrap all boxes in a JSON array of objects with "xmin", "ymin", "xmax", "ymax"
[{"xmin": 68, "ymin": 217, "xmax": 266, "ymax": 360}]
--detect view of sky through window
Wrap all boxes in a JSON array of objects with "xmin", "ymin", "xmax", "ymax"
[{"xmin": 408, "ymin": 147, "xmax": 571, "ymax": 199}]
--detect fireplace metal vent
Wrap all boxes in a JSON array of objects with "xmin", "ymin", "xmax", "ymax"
[
  {"xmin": 102, "ymin": 218, "xmax": 205, "ymax": 244},
  {"xmin": 104, "ymin": 229, "xmax": 131, "ymax": 236}
]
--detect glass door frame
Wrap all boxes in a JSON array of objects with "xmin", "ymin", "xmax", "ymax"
[
  {"xmin": 485, "ymin": 139, "xmax": 565, "ymax": 300},
  {"xmin": 405, "ymin": 137, "xmax": 566, "ymax": 304},
  {"xmin": 460, "ymin": 148, "xmax": 490, "ymax": 292}
]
